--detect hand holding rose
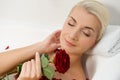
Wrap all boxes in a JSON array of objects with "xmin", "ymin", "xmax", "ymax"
[
  {"xmin": 17, "ymin": 52, "xmax": 41, "ymax": 80},
  {"xmin": 17, "ymin": 49, "xmax": 70, "ymax": 80}
]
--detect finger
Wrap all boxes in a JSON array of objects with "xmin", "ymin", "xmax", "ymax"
[
  {"xmin": 26, "ymin": 61, "xmax": 31, "ymax": 77},
  {"xmin": 54, "ymin": 30, "xmax": 61, "ymax": 37},
  {"xmin": 35, "ymin": 52, "xmax": 41, "ymax": 79},
  {"xmin": 55, "ymin": 30, "xmax": 61, "ymax": 43},
  {"xmin": 49, "ymin": 30, "xmax": 61, "ymax": 39},
  {"xmin": 45, "ymin": 30, "xmax": 61, "ymax": 42},
  {"xmin": 55, "ymin": 37, "xmax": 60, "ymax": 44},
  {"xmin": 51, "ymin": 30, "xmax": 61, "ymax": 44},
  {"xmin": 19, "ymin": 62, "xmax": 27, "ymax": 78},
  {"xmin": 31, "ymin": 59, "xmax": 36, "ymax": 79}
]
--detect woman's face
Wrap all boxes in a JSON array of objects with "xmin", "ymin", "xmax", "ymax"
[{"xmin": 60, "ymin": 6, "xmax": 101, "ymax": 56}]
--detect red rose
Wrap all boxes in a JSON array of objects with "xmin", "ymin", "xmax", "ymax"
[
  {"xmin": 39, "ymin": 76, "xmax": 49, "ymax": 80},
  {"xmin": 14, "ymin": 74, "xmax": 19, "ymax": 80},
  {"xmin": 54, "ymin": 49, "xmax": 70, "ymax": 74}
]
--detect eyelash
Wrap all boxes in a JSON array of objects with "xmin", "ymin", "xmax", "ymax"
[
  {"xmin": 68, "ymin": 22, "xmax": 74, "ymax": 26},
  {"xmin": 82, "ymin": 32, "xmax": 90, "ymax": 37},
  {"xmin": 68, "ymin": 22, "xmax": 91, "ymax": 37}
]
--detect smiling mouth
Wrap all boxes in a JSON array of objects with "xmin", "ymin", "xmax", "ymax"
[{"xmin": 65, "ymin": 39, "xmax": 76, "ymax": 47}]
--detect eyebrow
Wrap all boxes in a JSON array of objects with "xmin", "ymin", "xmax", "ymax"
[
  {"xmin": 70, "ymin": 16, "xmax": 95, "ymax": 33},
  {"xmin": 70, "ymin": 16, "xmax": 77, "ymax": 23},
  {"xmin": 84, "ymin": 26, "xmax": 95, "ymax": 32}
]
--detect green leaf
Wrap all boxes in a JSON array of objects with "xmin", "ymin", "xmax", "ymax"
[
  {"xmin": 43, "ymin": 65, "xmax": 55, "ymax": 80},
  {"xmin": 44, "ymin": 54, "xmax": 50, "ymax": 60},
  {"xmin": 17, "ymin": 64, "xmax": 23, "ymax": 75},
  {"xmin": 40, "ymin": 54, "xmax": 49, "ymax": 68}
]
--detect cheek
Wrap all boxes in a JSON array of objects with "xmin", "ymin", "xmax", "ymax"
[
  {"xmin": 77, "ymin": 38, "xmax": 96, "ymax": 53},
  {"xmin": 60, "ymin": 27, "xmax": 69, "ymax": 48},
  {"xmin": 85, "ymin": 39, "xmax": 96, "ymax": 49},
  {"xmin": 61, "ymin": 25, "xmax": 69, "ymax": 37}
]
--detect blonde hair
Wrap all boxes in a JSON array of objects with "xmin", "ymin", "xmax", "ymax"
[{"xmin": 70, "ymin": 0, "xmax": 109, "ymax": 40}]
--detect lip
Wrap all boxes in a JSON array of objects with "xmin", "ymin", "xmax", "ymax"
[{"xmin": 65, "ymin": 39, "xmax": 76, "ymax": 47}]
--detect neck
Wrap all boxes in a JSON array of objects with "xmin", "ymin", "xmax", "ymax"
[
  {"xmin": 68, "ymin": 52, "xmax": 82, "ymax": 66},
  {"xmin": 66, "ymin": 54, "xmax": 86, "ymax": 80}
]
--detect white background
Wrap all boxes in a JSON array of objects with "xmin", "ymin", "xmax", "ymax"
[{"xmin": 0, "ymin": 0, "xmax": 120, "ymax": 27}]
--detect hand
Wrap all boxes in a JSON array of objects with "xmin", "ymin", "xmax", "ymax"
[
  {"xmin": 41, "ymin": 30, "xmax": 61, "ymax": 53},
  {"xmin": 17, "ymin": 52, "xmax": 41, "ymax": 80}
]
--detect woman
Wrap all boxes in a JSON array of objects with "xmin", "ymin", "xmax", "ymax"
[
  {"xmin": 18, "ymin": 0, "xmax": 109, "ymax": 80},
  {"xmin": 3, "ymin": 0, "xmax": 110, "ymax": 80}
]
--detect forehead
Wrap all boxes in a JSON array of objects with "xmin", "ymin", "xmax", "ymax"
[{"xmin": 69, "ymin": 6, "xmax": 101, "ymax": 31}]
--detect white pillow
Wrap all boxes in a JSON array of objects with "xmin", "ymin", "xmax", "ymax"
[
  {"xmin": 86, "ymin": 54, "xmax": 120, "ymax": 80},
  {"xmin": 89, "ymin": 25, "xmax": 120, "ymax": 56}
]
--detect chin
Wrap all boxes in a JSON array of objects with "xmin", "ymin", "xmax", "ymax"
[
  {"xmin": 61, "ymin": 45, "xmax": 74, "ymax": 54},
  {"xmin": 61, "ymin": 45, "xmax": 82, "ymax": 56},
  {"xmin": 60, "ymin": 39, "xmax": 75, "ymax": 54}
]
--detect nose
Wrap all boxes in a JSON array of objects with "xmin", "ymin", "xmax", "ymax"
[{"xmin": 69, "ymin": 29, "xmax": 79, "ymax": 41}]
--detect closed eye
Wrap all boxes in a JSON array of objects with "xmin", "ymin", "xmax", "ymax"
[
  {"xmin": 67, "ymin": 16, "xmax": 76, "ymax": 27},
  {"xmin": 83, "ymin": 32, "xmax": 90, "ymax": 37},
  {"xmin": 82, "ymin": 28, "xmax": 91, "ymax": 37},
  {"xmin": 68, "ymin": 22, "xmax": 75, "ymax": 26}
]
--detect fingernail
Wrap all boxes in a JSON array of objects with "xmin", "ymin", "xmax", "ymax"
[{"xmin": 36, "ymin": 52, "xmax": 39, "ymax": 55}]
